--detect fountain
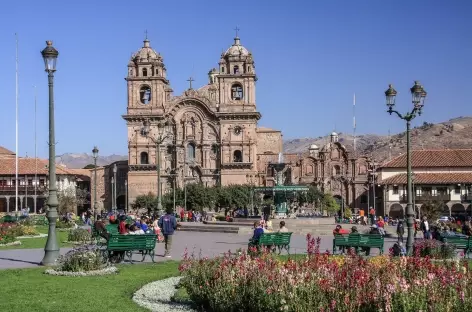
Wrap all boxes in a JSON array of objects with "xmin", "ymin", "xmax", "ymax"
[{"xmin": 254, "ymin": 153, "xmax": 308, "ymax": 218}]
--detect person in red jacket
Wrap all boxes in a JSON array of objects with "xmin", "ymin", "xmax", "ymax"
[{"xmin": 333, "ymin": 225, "xmax": 349, "ymax": 235}]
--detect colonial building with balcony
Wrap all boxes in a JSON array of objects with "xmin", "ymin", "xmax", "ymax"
[
  {"xmin": 378, "ymin": 149, "xmax": 472, "ymax": 218},
  {"xmin": 0, "ymin": 146, "xmax": 91, "ymax": 213}
]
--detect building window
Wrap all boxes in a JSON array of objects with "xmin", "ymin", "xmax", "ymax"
[
  {"xmin": 333, "ymin": 165, "xmax": 341, "ymax": 176},
  {"xmin": 234, "ymin": 65, "xmax": 240, "ymax": 74},
  {"xmin": 143, "ymin": 68, "xmax": 148, "ymax": 77},
  {"xmin": 231, "ymin": 84, "xmax": 243, "ymax": 100},
  {"xmin": 360, "ymin": 195, "xmax": 367, "ymax": 204},
  {"xmin": 455, "ymin": 186, "xmax": 461, "ymax": 194},
  {"xmin": 393, "ymin": 186, "xmax": 399, "ymax": 195},
  {"xmin": 39, "ymin": 179, "xmax": 45, "ymax": 186},
  {"xmin": 432, "ymin": 188, "xmax": 437, "ymax": 196},
  {"xmin": 28, "ymin": 179, "xmax": 32, "ymax": 186},
  {"xmin": 140, "ymin": 152, "xmax": 149, "ymax": 165},
  {"xmin": 0, "ymin": 180, "xmax": 6, "ymax": 186},
  {"xmin": 139, "ymin": 85, "xmax": 152, "ymax": 104},
  {"xmin": 187, "ymin": 143, "xmax": 196, "ymax": 160},
  {"xmin": 233, "ymin": 150, "xmax": 242, "ymax": 162},
  {"xmin": 221, "ymin": 67, "xmax": 225, "ymax": 73},
  {"xmin": 155, "ymin": 68, "xmax": 159, "ymax": 76}
]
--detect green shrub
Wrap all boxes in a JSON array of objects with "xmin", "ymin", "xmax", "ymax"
[
  {"xmin": 68, "ymin": 228, "xmax": 91, "ymax": 242},
  {"xmin": 58, "ymin": 245, "xmax": 107, "ymax": 272},
  {"xmin": 56, "ymin": 220, "xmax": 75, "ymax": 229}
]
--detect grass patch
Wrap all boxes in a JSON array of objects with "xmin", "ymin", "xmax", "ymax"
[
  {"xmin": 0, "ymin": 262, "xmax": 179, "ymax": 311},
  {"xmin": 171, "ymin": 283, "xmax": 192, "ymax": 304},
  {"xmin": 0, "ymin": 230, "xmax": 72, "ymax": 250}
]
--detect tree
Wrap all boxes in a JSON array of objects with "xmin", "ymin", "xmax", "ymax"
[
  {"xmin": 323, "ymin": 193, "xmax": 340, "ymax": 216},
  {"xmin": 344, "ymin": 207, "xmax": 352, "ymax": 218},
  {"xmin": 132, "ymin": 192, "xmax": 157, "ymax": 214},
  {"xmin": 83, "ymin": 164, "xmax": 96, "ymax": 169},
  {"xmin": 421, "ymin": 200, "xmax": 443, "ymax": 221},
  {"xmin": 76, "ymin": 188, "xmax": 90, "ymax": 212}
]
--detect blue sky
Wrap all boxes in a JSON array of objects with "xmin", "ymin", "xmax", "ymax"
[{"xmin": 0, "ymin": 0, "xmax": 471, "ymax": 158}]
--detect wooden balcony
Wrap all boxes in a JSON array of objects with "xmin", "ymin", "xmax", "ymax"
[{"xmin": 400, "ymin": 193, "xmax": 450, "ymax": 203}]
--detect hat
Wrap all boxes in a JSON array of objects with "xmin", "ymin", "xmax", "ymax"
[
  {"xmin": 371, "ymin": 224, "xmax": 378, "ymax": 229},
  {"xmin": 351, "ymin": 226, "xmax": 358, "ymax": 232}
]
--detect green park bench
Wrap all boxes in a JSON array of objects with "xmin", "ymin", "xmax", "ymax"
[
  {"xmin": 105, "ymin": 224, "xmax": 119, "ymax": 235},
  {"xmin": 249, "ymin": 232, "xmax": 292, "ymax": 254},
  {"xmin": 106, "ymin": 234, "xmax": 157, "ymax": 263},
  {"xmin": 333, "ymin": 234, "xmax": 384, "ymax": 255},
  {"xmin": 442, "ymin": 236, "xmax": 472, "ymax": 258},
  {"xmin": 3, "ymin": 215, "xmax": 18, "ymax": 223}
]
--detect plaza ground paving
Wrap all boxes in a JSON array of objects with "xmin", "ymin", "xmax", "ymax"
[{"xmin": 0, "ymin": 231, "xmax": 401, "ymax": 270}]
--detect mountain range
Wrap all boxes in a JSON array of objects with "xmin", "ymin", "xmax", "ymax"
[{"xmin": 56, "ymin": 116, "xmax": 472, "ymax": 169}]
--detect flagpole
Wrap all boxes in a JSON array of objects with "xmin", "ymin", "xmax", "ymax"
[
  {"xmin": 34, "ymin": 85, "xmax": 38, "ymax": 213},
  {"xmin": 15, "ymin": 33, "xmax": 19, "ymax": 216}
]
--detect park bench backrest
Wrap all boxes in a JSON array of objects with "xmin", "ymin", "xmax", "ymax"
[
  {"xmin": 443, "ymin": 237, "xmax": 469, "ymax": 249},
  {"xmin": 107, "ymin": 234, "xmax": 157, "ymax": 250},
  {"xmin": 334, "ymin": 234, "xmax": 349, "ymax": 245},
  {"xmin": 359, "ymin": 234, "xmax": 383, "ymax": 246},
  {"xmin": 106, "ymin": 224, "xmax": 119, "ymax": 234},
  {"xmin": 259, "ymin": 232, "xmax": 292, "ymax": 245}
]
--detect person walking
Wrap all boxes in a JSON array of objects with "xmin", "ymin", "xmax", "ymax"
[
  {"xmin": 420, "ymin": 216, "xmax": 431, "ymax": 239},
  {"xmin": 396, "ymin": 219, "xmax": 405, "ymax": 243},
  {"xmin": 158, "ymin": 207, "xmax": 178, "ymax": 257}
]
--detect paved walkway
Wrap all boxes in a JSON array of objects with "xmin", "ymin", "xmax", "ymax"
[{"xmin": 0, "ymin": 232, "xmax": 400, "ymax": 269}]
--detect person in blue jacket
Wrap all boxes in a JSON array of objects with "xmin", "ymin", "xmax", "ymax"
[{"xmin": 158, "ymin": 207, "xmax": 178, "ymax": 257}]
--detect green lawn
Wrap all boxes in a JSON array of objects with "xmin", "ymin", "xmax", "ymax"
[
  {"xmin": 0, "ymin": 262, "xmax": 180, "ymax": 312},
  {"xmin": 0, "ymin": 226, "xmax": 74, "ymax": 250}
]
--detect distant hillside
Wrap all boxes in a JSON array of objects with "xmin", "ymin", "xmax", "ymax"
[
  {"xmin": 55, "ymin": 153, "xmax": 127, "ymax": 169},
  {"xmin": 56, "ymin": 116, "xmax": 472, "ymax": 168},
  {"xmin": 283, "ymin": 116, "xmax": 472, "ymax": 162}
]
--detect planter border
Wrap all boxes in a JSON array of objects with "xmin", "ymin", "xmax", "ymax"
[
  {"xmin": 44, "ymin": 266, "xmax": 118, "ymax": 277},
  {"xmin": 0, "ymin": 240, "xmax": 21, "ymax": 247}
]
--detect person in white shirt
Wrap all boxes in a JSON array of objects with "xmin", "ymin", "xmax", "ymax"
[
  {"xmin": 420, "ymin": 216, "xmax": 430, "ymax": 239},
  {"xmin": 278, "ymin": 221, "xmax": 289, "ymax": 233},
  {"xmin": 128, "ymin": 224, "xmax": 145, "ymax": 235}
]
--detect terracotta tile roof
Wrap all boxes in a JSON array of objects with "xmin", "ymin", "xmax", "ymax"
[
  {"xmin": 0, "ymin": 146, "xmax": 15, "ymax": 157},
  {"xmin": 379, "ymin": 173, "xmax": 472, "ymax": 185},
  {"xmin": 66, "ymin": 168, "xmax": 92, "ymax": 181},
  {"xmin": 381, "ymin": 149, "xmax": 472, "ymax": 168},
  {"xmin": 0, "ymin": 158, "xmax": 73, "ymax": 175}
]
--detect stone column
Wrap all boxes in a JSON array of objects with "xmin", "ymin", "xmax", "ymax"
[
  {"xmin": 5, "ymin": 196, "xmax": 10, "ymax": 212},
  {"xmin": 33, "ymin": 195, "xmax": 38, "ymax": 213}
]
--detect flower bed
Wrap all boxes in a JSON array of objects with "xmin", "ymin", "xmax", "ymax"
[
  {"xmin": 45, "ymin": 266, "xmax": 118, "ymax": 277},
  {"xmin": 179, "ymin": 235, "xmax": 472, "ymax": 312},
  {"xmin": 0, "ymin": 240, "xmax": 21, "ymax": 247},
  {"xmin": 67, "ymin": 228, "xmax": 91, "ymax": 243},
  {"xmin": 0, "ymin": 222, "xmax": 39, "ymax": 244}
]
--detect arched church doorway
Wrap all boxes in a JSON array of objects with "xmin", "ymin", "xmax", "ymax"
[{"xmin": 389, "ymin": 203, "xmax": 404, "ymax": 219}]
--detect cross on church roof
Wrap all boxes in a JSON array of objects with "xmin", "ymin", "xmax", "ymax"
[
  {"xmin": 145, "ymin": 30, "xmax": 148, "ymax": 40},
  {"xmin": 234, "ymin": 26, "xmax": 240, "ymax": 37},
  {"xmin": 187, "ymin": 77, "xmax": 194, "ymax": 89}
]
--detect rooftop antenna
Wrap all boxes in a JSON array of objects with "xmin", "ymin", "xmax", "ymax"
[
  {"xmin": 353, "ymin": 93, "xmax": 356, "ymax": 156},
  {"xmin": 15, "ymin": 32, "xmax": 19, "ymax": 215}
]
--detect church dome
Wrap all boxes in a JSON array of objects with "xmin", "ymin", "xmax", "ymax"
[
  {"xmin": 331, "ymin": 131, "xmax": 338, "ymax": 136},
  {"xmin": 131, "ymin": 39, "xmax": 162, "ymax": 63},
  {"xmin": 224, "ymin": 37, "xmax": 250, "ymax": 57},
  {"xmin": 309, "ymin": 144, "xmax": 319, "ymax": 150}
]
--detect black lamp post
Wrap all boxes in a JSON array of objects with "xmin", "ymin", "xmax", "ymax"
[
  {"xmin": 141, "ymin": 119, "xmax": 173, "ymax": 215},
  {"xmin": 385, "ymin": 81, "xmax": 427, "ymax": 255},
  {"xmin": 124, "ymin": 179, "xmax": 128, "ymax": 213},
  {"xmin": 113, "ymin": 164, "xmax": 117, "ymax": 212},
  {"xmin": 41, "ymin": 41, "xmax": 59, "ymax": 266},
  {"xmin": 92, "ymin": 146, "xmax": 99, "ymax": 221}
]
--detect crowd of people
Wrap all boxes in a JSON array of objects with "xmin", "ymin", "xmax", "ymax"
[{"xmin": 93, "ymin": 207, "xmax": 178, "ymax": 258}]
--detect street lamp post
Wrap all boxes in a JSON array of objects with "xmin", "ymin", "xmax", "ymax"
[
  {"xmin": 92, "ymin": 146, "xmax": 99, "ymax": 221},
  {"xmin": 111, "ymin": 177, "xmax": 115, "ymax": 213},
  {"xmin": 113, "ymin": 164, "xmax": 117, "ymax": 213},
  {"xmin": 385, "ymin": 81, "xmax": 427, "ymax": 255},
  {"xmin": 41, "ymin": 40, "xmax": 60, "ymax": 266},
  {"xmin": 141, "ymin": 119, "xmax": 173, "ymax": 215},
  {"xmin": 124, "ymin": 180, "xmax": 128, "ymax": 212}
]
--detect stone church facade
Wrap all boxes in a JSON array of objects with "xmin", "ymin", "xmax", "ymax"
[
  {"xmin": 123, "ymin": 35, "xmax": 282, "ymax": 202},
  {"xmin": 259, "ymin": 133, "xmax": 374, "ymax": 212}
]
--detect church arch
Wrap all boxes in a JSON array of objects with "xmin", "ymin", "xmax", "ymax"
[
  {"xmin": 231, "ymin": 84, "xmax": 243, "ymax": 100},
  {"xmin": 142, "ymin": 68, "xmax": 148, "ymax": 77},
  {"xmin": 451, "ymin": 203, "xmax": 466, "ymax": 217},
  {"xmin": 389, "ymin": 203, "xmax": 404, "ymax": 219},
  {"xmin": 139, "ymin": 85, "xmax": 151, "ymax": 104}
]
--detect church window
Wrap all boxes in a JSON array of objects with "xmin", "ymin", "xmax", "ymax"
[
  {"xmin": 221, "ymin": 67, "xmax": 225, "ymax": 73},
  {"xmin": 233, "ymin": 150, "xmax": 243, "ymax": 162},
  {"xmin": 143, "ymin": 68, "xmax": 148, "ymax": 77},
  {"xmin": 140, "ymin": 152, "xmax": 149, "ymax": 165},
  {"xmin": 155, "ymin": 68, "xmax": 159, "ymax": 76},
  {"xmin": 333, "ymin": 165, "xmax": 341, "ymax": 176},
  {"xmin": 231, "ymin": 84, "xmax": 243, "ymax": 100},
  {"xmin": 187, "ymin": 143, "xmax": 196, "ymax": 160},
  {"xmin": 247, "ymin": 66, "xmax": 251, "ymax": 72},
  {"xmin": 234, "ymin": 66, "xmax": 240, "ymax": 74},
  {"xmin": 140, "ymin": 85, "xmax": 152, "ymax": 104}
]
